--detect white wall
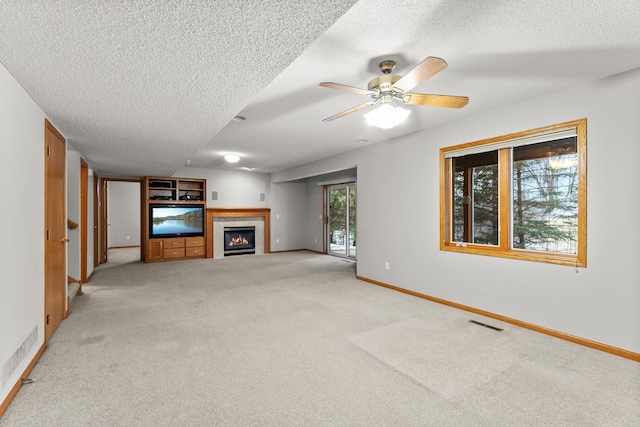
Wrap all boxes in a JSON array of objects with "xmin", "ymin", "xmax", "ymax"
[
  {"xmin": 174, "ymin": 166, "xmax": 270, "ymax": 208},
  {"xmin": 66, "ymin": 150, "xmax": 81, "ymax": 279},
  {"xmin": 0, "ymin": 63, "xmax": 48, "ymax": 404},
  {"xmin": 269, "ymin": 182, "xmax": 307, "ymax": 251},
  {"xmin": 305, "ymin": 182, "xmax": 324, "ymax": 252},
  {"xmin": 271, "ymin": 69, "xmax": 640, "ymax": 354},
  {"xmin": 272, "ymin": 155, "xmax": 359, "ymax": 185},
  {"xmin": 107, "ymin": 181, "xmax": 141, "ymax": 247}
]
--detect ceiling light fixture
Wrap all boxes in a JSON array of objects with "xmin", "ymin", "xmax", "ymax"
[
  {"xmin": 224, "ymin": 153, "xmax": 240, "ymax": 163},
  {"xmin": 364, "ymin": 102, "xmax": 410, "ymax": 129}
]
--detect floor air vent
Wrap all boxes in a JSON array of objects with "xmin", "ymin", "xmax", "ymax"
[{"xmin": 468, "ymin": 320, "xmax": 503, "ymax": 332}]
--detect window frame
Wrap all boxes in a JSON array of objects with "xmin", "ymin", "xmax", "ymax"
[{"xmin": 440, "ymin": 119, "xmax": 587, "ymax": 267}]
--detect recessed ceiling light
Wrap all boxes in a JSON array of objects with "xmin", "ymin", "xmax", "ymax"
[
  {"xmin": 224, "ymin": 153, "xmax": 240, "ymax": 163},
  {"xmin": 356, "ymin": 139, "xmax": 368, "ymax": 143},
  {"xmin": 244, "ymin": 167, "xmax": 254, "ymax": 171},
  {"xmin": 233, "ymin": 115, "xmax": 246, "ymax": 121}
]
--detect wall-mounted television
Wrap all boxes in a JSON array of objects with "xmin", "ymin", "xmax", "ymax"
[{"xmin": 149, "ymin": 203, "xmax": 205, "ymax": 239}]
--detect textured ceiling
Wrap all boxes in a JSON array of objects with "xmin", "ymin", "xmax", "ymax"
[
  {"xmin": 2, "ymin": 0, "xmax": 640, "ymax": 177},
  {"xmin": 0, "ymin": 0, "xmax": 359, "ymax": 176}
]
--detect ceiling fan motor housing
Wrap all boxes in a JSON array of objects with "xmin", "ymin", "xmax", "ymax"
[
  {"xmin": 368, "ymin": 74, "xmax": 404, "ymax": 101},
  {"xmin": 368, "ymin": 60, "xmax": 404, "ymax": 99}
]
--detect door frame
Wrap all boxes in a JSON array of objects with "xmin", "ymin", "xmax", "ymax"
[
  {"xmin": 93, "ymin": 171, "xmax": 100, "ymax": 268},
  {"xmin": 100, "ymin": 178, "xmax": 108, "ymax": 263},
  {"xmin": 100, "ymin": 178, "xmax": 143, "ymax": 263}
]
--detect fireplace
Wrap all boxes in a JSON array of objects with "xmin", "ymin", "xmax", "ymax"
[
  {"xmin": 223, "ymin": 226, "xmax": 256, "ymax": 256},
  {"xmin": 207, "ymin": 208, "xmax": 270, "ymax": 259}
]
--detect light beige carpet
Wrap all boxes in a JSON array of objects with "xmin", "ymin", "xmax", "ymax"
[{"xmin": 2, "ymin": 251, "xmax": 638, "ymax": 426}]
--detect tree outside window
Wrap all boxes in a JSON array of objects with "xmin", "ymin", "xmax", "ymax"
[{"xmin": 440, "ymin": 119, "xmax": 586, "ymax": 267}]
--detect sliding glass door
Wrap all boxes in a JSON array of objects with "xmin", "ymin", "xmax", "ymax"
[{"xmin": 327, "ymin": 183, "xmax": 356, "ymax": 258}]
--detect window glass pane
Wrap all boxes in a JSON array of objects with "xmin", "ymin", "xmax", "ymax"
[
  {"xmin": 512, "ymin": 138, "xmax": 578, "ymax": 253},
  {"xmin": 452, "ymin": 151, "xmax": 499, "ymax": 245}
]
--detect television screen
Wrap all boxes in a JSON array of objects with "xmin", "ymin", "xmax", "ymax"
[{"xmin": 149, "ymin": 204, "xmax": 205, "ymax": 238}]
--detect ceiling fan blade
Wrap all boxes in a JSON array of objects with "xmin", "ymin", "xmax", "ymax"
[
  {"xmin": 401, "ymin": 93, "xmax": 469, "ymax": 108},
  {"xmin": 393, "ymin": 56, "xmax": 448, "ymax": 92},
  {"xmin": 322, "ymin": 102, "xmax": 376, "ymax": 122},
  {"xmin": 320, "ymin": 82, "xmax": 376, "ymax": 97}
]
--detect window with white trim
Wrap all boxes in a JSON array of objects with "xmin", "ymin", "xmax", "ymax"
[{"xmin": 440, "ymin": 119, "xmax": 587, "ymax": 267}]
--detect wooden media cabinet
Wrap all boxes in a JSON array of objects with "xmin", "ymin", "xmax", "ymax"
[{"xmin": 141, "ymin": 176, "xmax": 207, "ymax": 262}]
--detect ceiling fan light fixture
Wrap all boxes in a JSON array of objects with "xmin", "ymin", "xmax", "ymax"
[
  {"xmin": 320, "ymin": 56, "xmax": 467, "ymax": 124},
  {"xmin": 224, "ymin": 153, "xmax": 240, "ymax": 163},
  {"xmin": 364, "ymin": 102, "xmax": 410, "ymax": 129}
]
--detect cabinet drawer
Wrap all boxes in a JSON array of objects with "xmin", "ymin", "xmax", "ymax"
[
  {"xmin": 185, "ymin": 247, "xmax": 205, "ymax": 257},
  {"xmin": 163, "ymin": 248, "xmax": 185, "ymax": 259},
  {"xmin": 164, "ymin": 238, "xmax": 185, "ymax": 248},
  {"xmin": 185, "ymin": 237, "xmax": 205, "ymax": 247}
]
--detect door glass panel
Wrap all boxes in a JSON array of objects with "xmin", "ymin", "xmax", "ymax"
[
  {"xmin": 329, "ymin": 187, "xmax": 347, "ymax": 256},
  {"xmin": 328, "ymin": 183, "xmax": 356, "ymax": 258},
  {"xmin": 348, "ymin": 185, "xmax": 356, "ymax": 257}
]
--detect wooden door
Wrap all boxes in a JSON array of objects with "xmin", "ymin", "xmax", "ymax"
[
  {"xmin": 44, "ymin": 119, "xmax": 67, "ymax": 342},
  {"xmin": 93, "ymin": 171, "xmax": 99, "ymax": 267},
  {"xmin": 81, "ymin": 158, "xmax": 88, "ymax": 282},
  {"xmin": 101, "ymin": 179, "xmax": 108, "ymax": 263},
  {"xmin": 147, "ymin": 240, "xmax": 164, "ymax": 261}
]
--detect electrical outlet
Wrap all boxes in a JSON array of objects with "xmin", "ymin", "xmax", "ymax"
[
  {"xmin": 314, "ymin": 238, "xmax": 317, "ymax": 243},
  {"xmin": 276, "ymin": 238, "xmax": 280, "ymax": 244},
  {"xmin": 385, "ymin": 262, "xmax": 390, "ymax": 270},
  {"xmin": 126, "ymin": 235, "xmax": 130, "ymax": 240}
]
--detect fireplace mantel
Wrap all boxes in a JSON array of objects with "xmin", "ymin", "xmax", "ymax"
[{"xmin": 206, "ymin": 208, "xmax": 270, "ymax": 258}]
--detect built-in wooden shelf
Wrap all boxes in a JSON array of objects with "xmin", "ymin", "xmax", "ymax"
[{"xmin": 141, "ymin": 176, "xmax": 207, "ymax": 262}]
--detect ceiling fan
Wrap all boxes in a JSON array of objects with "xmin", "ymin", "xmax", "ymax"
[{"xmin": 319, "ymin": 56, "xmax": 468, "ymax": 125}]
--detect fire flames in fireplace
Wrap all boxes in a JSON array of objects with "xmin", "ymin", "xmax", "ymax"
[
  {"xmin": 223, "ymin": 226, "xmax": 256, "ymax": 256},
  {"xmin": 228, "ymin": 235, "xmax": 249, "ymax": 246}
]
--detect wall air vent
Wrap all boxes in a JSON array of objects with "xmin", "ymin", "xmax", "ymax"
[{"xmin": 1, "ymin": 326, "xmax": 38, "ymax": 387}]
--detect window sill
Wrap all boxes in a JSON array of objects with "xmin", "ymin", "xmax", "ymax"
[{"xmin": 441, "ymin": 243, "xmax": 585, "ymax": 267}]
